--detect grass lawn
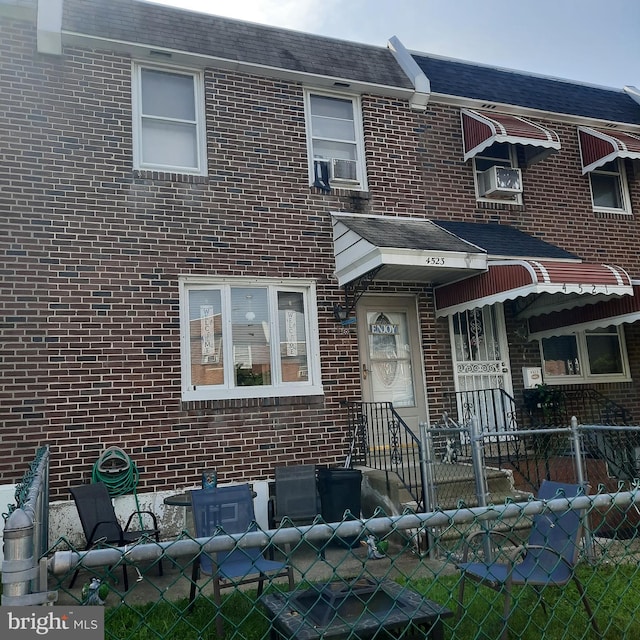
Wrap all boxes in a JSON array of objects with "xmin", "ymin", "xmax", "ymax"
[{"xmin": 103, "ymin": 563, "xmax": 640, "ymax": 640}]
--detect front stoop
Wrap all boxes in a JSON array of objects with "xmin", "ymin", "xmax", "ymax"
[{"xmin": 360, "ymin": 462, "xmax": 530, "ymax": 516}]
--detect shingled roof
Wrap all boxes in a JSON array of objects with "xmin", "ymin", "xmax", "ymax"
[
  {"xmin": 433, "ymin": 221, "xmax": 580, "ymax": 260},
  {"xmin": 62, "ymin": 0, "xmax": 414, "ymax": 91},
  {"xmin": 60, "ymin": 0, "xmax": 640, "ymax": 126},
  {"xmin": 413, "ymin": 54, "xmax": 640, "ymax": 126}
]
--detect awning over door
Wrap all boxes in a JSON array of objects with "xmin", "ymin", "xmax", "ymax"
[
  {"xmin": 332, "ymin": 213, "xmax": 487, "ymax": 287},
  {"xmin": 434, "ymin": 259, "xmax": 633, "ymax": 317},
  {"xmin": 578, "ymin": 126, "xmax": 640, "ymax": 173},
  {"xmin": 528, "ymin": 284, "xmax": 640, "ymax": 339},
  {"xmin": 461, "ymin": 109, "xmax": 561, "ymax": 164}
]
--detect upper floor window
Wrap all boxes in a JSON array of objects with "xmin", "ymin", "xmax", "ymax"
[
  {"xmin": 132, "ymin": 64, "xmax": 207, "ymax": 175},
  {"xmin": 473, "ymin": 143, "xmax": 522, "ymax": 204},
  {"xmin": 588, "ymin": 159, "xmax": 632, "ymax": 214},
  {"xmin": 305, "ymin": 90, "xmax": 367, "ymax": 191},
  {"xmin": 539, "ymin": 325, "xmax": 630, "ymax": 384},
  {"xmin": 179, "ymin": 277, "xmax": 323, "ymax": 401}
]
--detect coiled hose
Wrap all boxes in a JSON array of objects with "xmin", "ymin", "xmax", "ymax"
[{"xmin": 91, "ymin": 446, "xmax": 140, "ymax": 496}]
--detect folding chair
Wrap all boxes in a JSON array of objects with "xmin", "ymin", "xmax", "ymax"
[
  {"xmin": 456, "ymin": 480, "xmax": 600, "ymax": 640},
  {"xmin": 69, "ymin": 482, "xmax": 162, "ymax": 590},
  {"xmin": 189, "ymin": 484, "xmax": 294, "ymax": 637}
]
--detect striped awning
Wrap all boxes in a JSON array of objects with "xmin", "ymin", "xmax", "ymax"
[
  {"xmin": 578, "ymin": 126, "xmax": 640, "ymax": 173},
  {"xmin": 529, "ymin": 284, "xmax": 640, "ymax": 339},
  {"xmin": 434, "ymin": 259, "xmax": 633, "ymax": 317},
  {"xmin": 461, "ymin": 109, "xmax": 561, "ymax": 164}
]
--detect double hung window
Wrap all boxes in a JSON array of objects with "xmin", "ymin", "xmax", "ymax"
[
  {"xmin": 132, "ymin": 63, "xmax": 207, "ymax": 175},
  {"xmin": 305, "ymin": 90, "xmax": 366, "ymax": 190},
  {"xmin": 588, "ymin": 159, "xmax": 632, "ymax": 214},
  {"xmin": 180, "ymin": 278, "xmax": 322, "ymax": 401}
]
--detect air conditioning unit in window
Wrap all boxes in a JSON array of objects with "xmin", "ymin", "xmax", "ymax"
[
  {"xmin": 330, "ymin": 158, "xmax": 359, "ymax": 183},
  {"xmin": 479, "ymin": 166, "xmax": 522, "ymax": 198}
]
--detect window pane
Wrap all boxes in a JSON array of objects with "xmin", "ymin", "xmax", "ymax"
[
  {"xmin": 188, "ymin": 290, "xmax": 223, "ymax": 386},
  {"xmin": 586, "ymin": 328, "xmax": 623, "ymax": 374},
  {"xmin": 231, "ymin": 288, "xmax": 271, "ymax": 386},
  {"xmin": 313, "ymin": 140, "xmax": 357, "ymax": 161},
  {"xmin": 541, "ymin": 335, "xmax": 580, "ymax": 376},
  {"xmin": 141, "ymin": 120, "xmax": 198, "ymax": 168},
  {"xmin": 311, "ymin": 95, "xmax": 353, "ymax": 119},
  {"xmin": 278, "ymin": 292, "xmax": 308, "ymax": 382},
  {"xmin": 311, "ymin": 115, "xmax": 356, "ymax": 141},
  {"xmin": 591, "ymin": 173, "xmax": 623, "ymax": 209},
  {"xmin": 479, "ymin": 143, "xmax": 511, "ymax": 161},
  {"xmin": 141, "ymin": 69, "xmax": 196, "ymax": 120}
]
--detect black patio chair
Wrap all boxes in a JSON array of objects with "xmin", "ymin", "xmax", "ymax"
[
  {"xmin": 268, "ymin": 464, "xmax": 324, "ymax": 556},
  {"xmin": 69, "ymin": 481, "xmax": 163, "ymax": 590}
]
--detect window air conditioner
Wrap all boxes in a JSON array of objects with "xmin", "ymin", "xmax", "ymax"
[
  {"xmin": 330, "ymin": 158, "xmax": 358, "ymax": 183},
  {"xmin": 479, "ymin": 166, "xmax": 522, "ymax": 198}
]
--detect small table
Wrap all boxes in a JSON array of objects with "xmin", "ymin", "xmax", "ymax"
[
  {"xmin": 163, "ymin": 492, "xmax": 192, "ymax": 507},
  {"xmin": 260, "ymin": 577, "xmax": 452, "ymax": 640}
]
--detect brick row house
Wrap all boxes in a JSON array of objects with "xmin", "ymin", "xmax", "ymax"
[{"xmin": 2, "ymin": 0, "xmax": 640, "ymax": 534}]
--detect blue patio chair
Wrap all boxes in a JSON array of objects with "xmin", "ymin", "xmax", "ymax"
[
  {"xmin": 456, "ymin": 480, "xmax": 600, "ymax": 640},
  {"xmin": 188, "ymin": 484, "xmax": 294, "ymax": 637}
]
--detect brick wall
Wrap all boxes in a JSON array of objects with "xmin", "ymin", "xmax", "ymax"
[{"xmin": 1, "ymin": 13, "xmax": 639, "ymax": 498}]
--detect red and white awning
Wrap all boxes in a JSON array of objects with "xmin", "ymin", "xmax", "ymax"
[
  {"xmin": 434, "ymin": 259, "xmax": 633, "ymax": 317},
  {"xmin": 461, "ymin": 109, "xmax": 561, "ymax": 164},
  {"xmin": 529, "ymin": 284, "xmax": 640, "ymax": 339},
  {"xmin": 578, "ymin": 126, "xmax": 640, "ymax": 173}
]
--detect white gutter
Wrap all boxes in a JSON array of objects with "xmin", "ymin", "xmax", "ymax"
[
  {"xmin": 37, "ymin": 0, "xmax": 63, "ymax": 55},
  {"xmin": 387, "ymin": 36, "xmax": 430, "ymax": 111}
]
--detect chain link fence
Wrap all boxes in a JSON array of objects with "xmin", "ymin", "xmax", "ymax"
[
  {"xmin": 44, "ymin": 484, "xmax": 640, "ymax": 639},
  {"xmin": 6, "ymin": 427, "xmax": 640, "ymax": 639}
]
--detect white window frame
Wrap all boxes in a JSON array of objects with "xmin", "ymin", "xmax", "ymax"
[
  {"xmin": 179, "ymin": 276, "xmax": 323, "ymax": 401},
  {"xmin": 588, "ymin": 158, "xmax": 632, "ymax": 215},
  {"xmin": 304, "ymin": 89, "xmax": 367, "ymax": 191},
  {"xmin": 539, "ymin": 325, "xmax": 631, "ymax": 385},
  {"xmin": 132, "ymin": 62, "xmax": 208, "ymax": 175},
  {"xmin": 472, "ymin": 143, "xmax": 522, "ymax": 204}
]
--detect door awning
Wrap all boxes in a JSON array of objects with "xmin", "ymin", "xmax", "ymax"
[
  {"xmin": 332, "ymin": 213, "xmax": 487, "ymax": 287},
  {"xmin": 528, "ymin": 284, "xmax": 640, "ymax": 339},
  {"xmin": 434, "ymin": 259, "xmax": 633, "ymax": 317},
  {"xmin": 578, "ymin": 126, "xmax": 640, "ymax": 173},
  {"xmin": 461, "ymin": 109, "xmax": 561, "ymax": 164}
]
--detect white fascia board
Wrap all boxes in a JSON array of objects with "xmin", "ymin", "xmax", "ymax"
[
  {"xmin": 60, "ymin": 32, "xmax": 416, "ymax": 101},
  {"xmin": 37, "ymin": 0, "xmax": 63, "ymax": 55},
  {"xmin": 335, "ymin": 246, "xmax": 487, "ymax": 287}
]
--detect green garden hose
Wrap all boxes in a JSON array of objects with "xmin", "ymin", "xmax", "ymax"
[
  {"xmin": 92, "ymin": 447, "xmax": 144, "ymax": 528},
  {"xmin": 91, "ymin": 446, "xmax": 140, "ymax": 496}
]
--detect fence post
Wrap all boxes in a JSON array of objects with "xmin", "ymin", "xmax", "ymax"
[
  {"xmin": 419, "ymin": 421, "xmax": 437, "ymax": 558},
  {"xmin": 470, "ymin": 416, "xmax": 493, "ymax": 561},
  {"xmin": 571, "ymin": 416, "xmax": 595, "ymax": 561}
]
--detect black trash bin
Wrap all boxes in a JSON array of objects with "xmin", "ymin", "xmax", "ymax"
[{"xmin": 317, "ymin": 467, "xmax": 362, "ymax": 547}]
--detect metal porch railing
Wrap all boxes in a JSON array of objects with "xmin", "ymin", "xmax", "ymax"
[{"xmin": 346, "ymin": 401, "xmax": 425, "ymax": 510}]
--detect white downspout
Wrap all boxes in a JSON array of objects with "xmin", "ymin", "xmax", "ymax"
[
  {"xmin": 37, "ymin": 0, "xmax": 63, "ymax": 55},
  {"xmin": 387, "ymin": 35, "xmax": 430, "ymax": 111}
]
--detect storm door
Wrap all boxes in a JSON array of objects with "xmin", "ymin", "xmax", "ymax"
[{"xmin": 449, "ymin": 303, "xmax": 515, "ymax": 434}]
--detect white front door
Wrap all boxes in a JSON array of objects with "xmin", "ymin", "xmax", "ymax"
[
  {"xmin": 357, "ymin": 296, "xmax": 427, "ymax": 433},
  {"xmin": 449, "ymin": 303, "xmax": 515, "ymax": 433}
]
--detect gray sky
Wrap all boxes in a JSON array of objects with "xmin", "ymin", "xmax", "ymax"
[{"xmin": 145, "ymin": 0, "xmax": 639, "ymax": 90}]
